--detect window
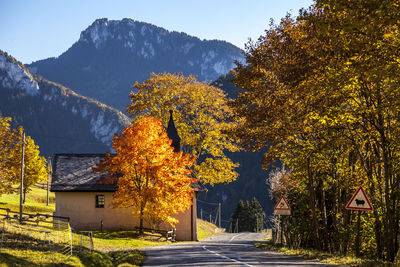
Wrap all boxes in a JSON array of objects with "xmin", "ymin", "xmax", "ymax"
[{"xmin": 95, "ymin": 195, "xmax": 105, "ymax": 208}]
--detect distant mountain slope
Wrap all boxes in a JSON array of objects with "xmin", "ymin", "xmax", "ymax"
[
  {"xmin": 29, "ymin": 18, "xmax": 244, "ymax": 112},
  {"xmin": 197, "ymin": 75, "xmax": 274, "ymax": 227},
  {"xmin": 0, "ymin": 50, "xmax": 130, "ymax": 157}
]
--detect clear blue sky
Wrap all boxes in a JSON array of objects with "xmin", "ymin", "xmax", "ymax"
[{"xmin": 0, "ymin": 0, "xmax": 313, "ymax": 64}]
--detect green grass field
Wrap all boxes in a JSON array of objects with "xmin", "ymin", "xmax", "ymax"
[
  {"xmin": 0, "ymin": 186, "xmax": 224, "ymax": 266},
  {"xmin": 0, "ymin": 186, "xmax": 55, "ymax": 214}
]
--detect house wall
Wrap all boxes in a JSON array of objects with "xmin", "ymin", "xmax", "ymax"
[{"xmin": 54, "ymin": 192, "xmax": 197, "ymax": 241}]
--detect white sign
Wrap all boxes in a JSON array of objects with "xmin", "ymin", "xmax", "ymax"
[
  {"xmin": 274, "ymin": 196, "xmax": 291, "ymax": 215},
  {"xmin": 346, "ymin": 186, "xmax": 373, "ymax": 211}
]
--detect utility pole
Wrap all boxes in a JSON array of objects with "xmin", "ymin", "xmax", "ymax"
[
  {"xmin": 19, "ymin": 131, "xmax": 25, "ymax": 224},
  {"xmin": 47, "ymin": 156, "xmax": 51, "ymax": 206},
  {"xmin": 200, "ymin": 208, "xmax": 203, "ymax": 220},
  {"xmin": 209, "ymin": 214, "xmax": 212, "ymax": 223},
  {"xmin": 218, "ymin": 203, "xmax": 221, "ymax": 228},
  {"xmin": 235, "ymin": 218, "xmax": 239, "ymax": 233}
]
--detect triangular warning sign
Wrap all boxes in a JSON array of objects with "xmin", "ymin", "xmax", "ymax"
[
  {"xmin": 274, "ymin": 196, "xmax": 290, "ymax": 211},
  {"xmin": 346, "ymin": 186, "xmax": 373, "ymax": 211}
]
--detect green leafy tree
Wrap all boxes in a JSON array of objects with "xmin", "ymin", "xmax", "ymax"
[{"xmin": 250, "ymin": 197, "xmax": 265, "ymax": 232}]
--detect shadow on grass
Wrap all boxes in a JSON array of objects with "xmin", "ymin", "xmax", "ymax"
[
  {"xmin": 0, "ymin": 252, "xmax": 38, "ymax": 267},
  {"xmin": 76, "ymin": 249, "xmax": 145, "ymax": 267},
  {"xmin": 256, "ymin": 241, "xmax": 396, "ymax": 267},
  {"xmin": 92, "ymin": 230, "xmax": 141, "ymax": 239},
  {"xmin": 92, "ymin": 230, "xmax": 166, "ymax": 242}
]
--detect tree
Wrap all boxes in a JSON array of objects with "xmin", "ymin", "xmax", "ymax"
[
  {"xmin": 250, "ymin": 197, "xmax": 265, "ymax": 232},
  {"xmin": 13, "ymin": 127, "xmax": 48, "ymax": 203},
  {"xmin": 0, "ymin": 117, "xmax": 18, "ymax": 195},
  {"xmin": 229, "ymin": 198, "xmax": 265, "ymax": 232},
  {"xmin": 0, "ymin": 117, "xmax": 47, "ymax": 199},
  {"xmin": 230, "ymin": 0, "xmax": 400, "ymax": 261},
  {"xmin": 127, "ymin": 73, "xmax": 239, "ymax": 186},
  {"xmin": 229, "ymin": 199, "xmax": 244, "ymax": 232},
  {"xmin": 94, "ymin": 116, "xmax": 196, "ymax": 232}
]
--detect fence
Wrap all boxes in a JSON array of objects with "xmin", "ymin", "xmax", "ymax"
[
  {"xmin": 133, "ymin": 226, "xmax": 176, "ymax": 241},
  {"xmin": 0, "ymin": 208, "xmax": 93, "ymax": 264}
]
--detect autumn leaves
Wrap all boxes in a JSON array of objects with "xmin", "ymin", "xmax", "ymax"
[
  {"xmin": 0, "ymin": 117, "xmax": 48, "ymax": 198},
  {"xmin": 96, "ymin": 73, "xmax": 240, "ymax": 229},
  {"xmin": 230, "ymin": 0, "xmax": 400, "ymax": 261}
]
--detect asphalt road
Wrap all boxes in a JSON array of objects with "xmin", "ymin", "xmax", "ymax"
[{"xmin": 142, "ymin": 232, "xmax": 339, "ymax": 266}]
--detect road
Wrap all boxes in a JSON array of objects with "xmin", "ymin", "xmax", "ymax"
[{"xmin": 142, "ymin": 232, "xmax": 338, "ymax": 266}]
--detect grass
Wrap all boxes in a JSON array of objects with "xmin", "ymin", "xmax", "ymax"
[
  {"xmin": 0, "ymin": 188, "xmax": 228, "ymax": 266},
  {"xmin": 197, "ymin": 219, "xmax": 225, "ymax": 240},
  {"xmin": 0, "ymin": 186, "xmax": 55, "ymax": 214},
  {"xmin": 255, "ymin": 240, "xmax": 393, "ymax": 266},
  {"xmin": 0, "ymin": 248, "xmax": 83, "ymax": 266},
  {"xmin": 92, "ymin": 230, "xmax": 169, "ymax": 251},
  {"xmin": 0, "ymin": 187, "xmax": 147, "ymax": 266}
]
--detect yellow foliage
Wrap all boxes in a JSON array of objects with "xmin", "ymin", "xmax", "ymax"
[{"xmin": 127, "ymin": 73, "xmax": 239, "ymax": 185}]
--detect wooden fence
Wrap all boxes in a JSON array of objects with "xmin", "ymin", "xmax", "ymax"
[{"xmin": 133, "ymin": 226, "xmax": 176, "ymax": 241}]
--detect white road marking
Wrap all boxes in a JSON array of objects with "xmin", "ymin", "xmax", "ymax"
[
  {"xmin": 202, "ymin": 245, "xmax": 255, "ymax": 267},
  {"xmin": 229, "ymin": 233, "xmax": 244, "ymax": 242}
]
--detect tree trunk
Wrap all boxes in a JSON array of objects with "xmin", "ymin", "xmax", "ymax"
[
  {"xmin": 139, "ymin": 205, "xmax": 144, "ymax": 234},
  {"xmin": 307, "ymin": 158, "xmax": 320, "ymax": 250}
]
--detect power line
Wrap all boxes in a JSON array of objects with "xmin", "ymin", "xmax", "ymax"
[
  {"xmin": 197, "ymin": 199, "xmax": 220, "ymax": 205},
  {"xmin": 29, "ymin": 133, "xmax": 109, "ymax": 145}
]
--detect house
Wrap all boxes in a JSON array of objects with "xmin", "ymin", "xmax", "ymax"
[{"xmin": 51, "ymin": 111, "xmax": 206, "ymax": 241}]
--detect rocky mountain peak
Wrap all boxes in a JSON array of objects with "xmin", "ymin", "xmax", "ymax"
[
  {"xmin": 0, "ymin": 50, "xmax": 130, "ymax": 154},
  {"xmin": 29, "ymin": 17, "xmax": 245, "ymax": 111},
  {"xmin": 0, "ymin": 52, "xmax": 39, "ymax": 96}
]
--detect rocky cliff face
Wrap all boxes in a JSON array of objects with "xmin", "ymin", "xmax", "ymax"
[
  {"xmin": 0, "ymin": 50, "xmax": 130, "ymax": 156},
  {"xmin": 29, "ymin": 18, "xmax": 244, "ymax": 111}
]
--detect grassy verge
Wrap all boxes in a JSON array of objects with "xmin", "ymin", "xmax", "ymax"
[
  {"xmin": 255, "ymin": 241, "xmax": 392, "ymax": 266},
  {"xmin": 0, "ymin": 248, "xmax": 145, "ymax": 267},
  {"xmin": 197, "ymin": 219, "xmax": 225, "ymax": 240},
  {"xmin": 92, "ymin": 230, "xmax": 169, "ymax": 251}
]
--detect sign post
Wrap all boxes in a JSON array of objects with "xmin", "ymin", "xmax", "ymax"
[
  {"xmin": 274, "ymin": 196, "xmax": 291, "ymax": 215},
  {"xmin": 273, "ymin": 196, "xmax": 291, "ymax": 244},
  {"xmin": 345, "ymin": 186, "xmax": 373, "ymax": 211},
  {"xmin": 345, "ymin": 186, "xmax": 373, "ymax": 257}
]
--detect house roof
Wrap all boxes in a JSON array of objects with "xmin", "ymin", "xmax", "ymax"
[
  {"xmin": 51, "ymin": 154, "xmax": 207, "ymax": 192},
  {"xmin": 51, "ymin": 154, "xmax": 117, "ymax": 192}
]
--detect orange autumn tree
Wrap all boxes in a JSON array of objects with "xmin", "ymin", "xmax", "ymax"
[{"xmin": 94, "ymin": 116, "xmax": 196, "ymax": 232}]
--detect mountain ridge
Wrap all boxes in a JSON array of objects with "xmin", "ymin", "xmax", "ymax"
[
  {"xmin": 0, "ymin": 50, "xmax": 130, "ymax": 157},
  {"xmin": 28, "ymin": 18, "xmax": 244, "ymax": 111}
]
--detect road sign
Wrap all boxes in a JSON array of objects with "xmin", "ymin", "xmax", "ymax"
[
  {"xmin": 346, "ymin": 186, "xmax": 373, "ymax": 211},
  {"xmin": 274, "ymin": 196, "xmax": 291, "ymax": 215}
]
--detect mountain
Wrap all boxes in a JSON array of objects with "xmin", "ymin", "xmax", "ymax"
[
  {"xmin": 0, "ymin": 50, "xmax": 130, "ymax": 157},
  {"xmin": 28, "ymin": 18, "xmax": 244, "ymax": 112}
]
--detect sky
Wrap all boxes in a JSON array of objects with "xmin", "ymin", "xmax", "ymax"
[{"xmin": 0, "ymin": 0, "xmax": 313, "ymax": 64}]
